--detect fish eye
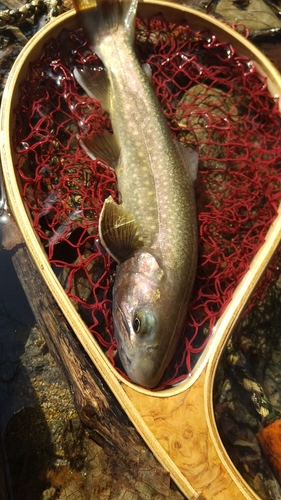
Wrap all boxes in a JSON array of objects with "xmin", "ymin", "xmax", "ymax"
[
  {"xmin": 132, "ymin": 310, "xmax": 155, "ymax": 337},
  {"xmin": 133, "ymin": 316, "xmax": 141, "ymax": 333}
]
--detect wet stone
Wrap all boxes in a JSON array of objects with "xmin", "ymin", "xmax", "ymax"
[{"xmin": 214, "ymin": 260, "xmax": 281, "ymax": 499}]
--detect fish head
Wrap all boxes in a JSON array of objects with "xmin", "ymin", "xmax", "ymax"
[{"xmin": 112, "ymin": 249, "xmax": 185, "ymax": 388}]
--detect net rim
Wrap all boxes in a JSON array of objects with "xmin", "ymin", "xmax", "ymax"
[{"xmin": 0, "ymin": 4, "xmax": 280, "ymax": 402}]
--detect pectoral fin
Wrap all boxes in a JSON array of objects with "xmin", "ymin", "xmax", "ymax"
[{"xmin": 99, "ymin": 196, "xmax": 144, "ymax": 263}]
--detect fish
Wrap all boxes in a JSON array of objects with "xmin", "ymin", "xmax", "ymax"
[{"xmin": 73, "ymin": 0, "xmax": 198, "ymax": 388}]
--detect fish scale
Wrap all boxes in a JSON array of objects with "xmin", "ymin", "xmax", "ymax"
[
  {"xmin": 98, "ymin": 27, "xmax": 195, "ymax": 274},
  {"xmin": 74, "ymin": 0, "xmax": 198, "ymax": 387}
]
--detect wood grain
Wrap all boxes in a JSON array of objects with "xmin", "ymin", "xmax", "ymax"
[{"xmin": 122, "ymin": 368, "xmax": 258, "ymax": 500}]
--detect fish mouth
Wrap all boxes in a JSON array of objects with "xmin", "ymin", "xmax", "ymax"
[
  {"xmin": 121, "ymin": 347, "xmax": 163, "ymax": 388},
  {"xmin": 113, "ymin": 300, "xmax": 163, "ymax": 386}
]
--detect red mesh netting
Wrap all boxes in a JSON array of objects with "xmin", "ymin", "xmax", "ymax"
[{"xmin": 13, "ymin": 16, "xmax": 281, "ymax": 389}]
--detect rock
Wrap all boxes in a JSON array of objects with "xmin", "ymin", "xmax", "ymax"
[{"xmin": 42, "ymin": 487, "xmax": 56, "ymax": 500}]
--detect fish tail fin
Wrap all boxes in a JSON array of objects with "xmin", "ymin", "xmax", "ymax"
[{"xmin": 73, "ymin": 0, "xmax": 138, "ymax": 49}]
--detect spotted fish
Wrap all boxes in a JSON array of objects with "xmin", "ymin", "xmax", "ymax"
[{"xmin": 73, "ymin": 0, "xmax": 198, "ymax": 388}]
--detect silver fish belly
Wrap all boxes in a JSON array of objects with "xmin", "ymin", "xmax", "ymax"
[{"xmin": 74, "ymin": 0, "xmax": 198, "ymax": 388}]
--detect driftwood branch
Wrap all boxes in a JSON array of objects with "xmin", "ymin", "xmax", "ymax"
[{"xmin": 3, "ymin": 217, "xmax": 184, "ymax": 499}]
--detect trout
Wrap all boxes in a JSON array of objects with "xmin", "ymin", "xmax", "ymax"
[{"xmin": 73, "ymin": 0, "xmax": 198, "ymax": 388}]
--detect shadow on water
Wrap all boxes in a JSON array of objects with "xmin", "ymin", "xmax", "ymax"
[
  {"xmin": 0, "ymin": 244, "xmax": 57, "ymax": 500},
  {"xmin": 5, "ymin": 408, "xmax": 55, "ymax": 500}
]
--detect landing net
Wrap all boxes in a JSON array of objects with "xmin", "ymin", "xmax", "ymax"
[{"xmin": 14, "ymin": 16, "xmax": 281, "ymax": 389}]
